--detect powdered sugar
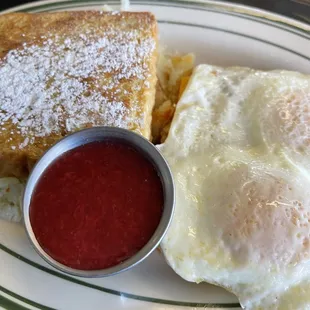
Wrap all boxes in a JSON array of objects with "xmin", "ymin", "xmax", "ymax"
[{"xmin": 0, "ymin": 27, "xmax": 155, "ymax": 148}]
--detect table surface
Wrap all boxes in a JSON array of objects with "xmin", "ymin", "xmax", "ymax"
[{"xmin": 0, "ymin": 0, "xmax": 310, "ymax": 23}]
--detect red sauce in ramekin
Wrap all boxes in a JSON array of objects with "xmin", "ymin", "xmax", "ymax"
[{"xmin": 30, "ymin": 140, "xmax": 164, "ymax": 270}]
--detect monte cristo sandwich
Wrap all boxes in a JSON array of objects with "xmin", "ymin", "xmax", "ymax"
[{"xmin": 0, "ymin": 11, "xmax": 158, "ymax": 179}]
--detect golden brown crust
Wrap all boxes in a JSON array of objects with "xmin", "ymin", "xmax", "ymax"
[
  {"xmin": 0, "ymin": 11, "xmax": 158, "ymax": 178},
  {"xmin": 0, "ymin": 12, "xmax": 157, "ymax": 54}
]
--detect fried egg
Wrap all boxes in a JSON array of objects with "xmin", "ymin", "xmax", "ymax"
[{"xmin": 159, "ymin": 65, "xmax": 310, "ymax": 310}]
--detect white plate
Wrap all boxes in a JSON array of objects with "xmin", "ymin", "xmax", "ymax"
[{"xmin": 0, "ymin": 1, "xmax": 309, "ymax": 309}]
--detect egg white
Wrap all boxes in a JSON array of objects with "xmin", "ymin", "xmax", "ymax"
[{"xmin": 160, "ymin": 65, "xmax": 310, "ymax": 310}]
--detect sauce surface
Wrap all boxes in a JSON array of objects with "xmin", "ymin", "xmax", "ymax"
[{"xmin": 30, "ymin": 140, "xmax": 164, "ymax": 270}]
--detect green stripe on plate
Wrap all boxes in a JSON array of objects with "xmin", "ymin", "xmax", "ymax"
[
  {"xmin": 141, "ymin": 0, "xmax": 310, "ymax": 39},
  {"xmin": 0, "ymin": 244, "xmax": 240, "ymax": 308},
  {"xmin": 0, "ymin": 295, "xmax": 30, "ymax": 310},
  {"xmin": 159, "ymin": 20, "xmax": 309, "ymax": 60},
  {"xmin": 0, "ymin": 286, "xmax": 55, "ymax": 310}
]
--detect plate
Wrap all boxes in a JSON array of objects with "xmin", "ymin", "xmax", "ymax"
[{"xmin": 0, "ymin": 1, "xmax": 309, "ymax": 309}]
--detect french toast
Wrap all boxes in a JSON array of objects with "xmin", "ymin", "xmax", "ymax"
[{"xmin": 0, "ymin": 11, "xmax": 158, "ymax": 178}]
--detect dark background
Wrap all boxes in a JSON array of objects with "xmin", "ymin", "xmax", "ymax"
[{"xmin": 1, "ymin": 0, "xmax": 310, "ymax": 23}]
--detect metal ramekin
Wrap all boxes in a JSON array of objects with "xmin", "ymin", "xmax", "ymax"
[{"xmin": 23, "ymin": 127, "xmax": 175, "ymax": 277}]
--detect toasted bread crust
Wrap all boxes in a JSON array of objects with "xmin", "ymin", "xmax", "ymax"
[{"xmin": 0, "ymin": 11, "xmax": 158, "ymax": 178}]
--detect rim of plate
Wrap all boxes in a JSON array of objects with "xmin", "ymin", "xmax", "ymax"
[
  {"xmin": 1, "ymin": 0, "xmax": 309, "ymax": 34},
  {"xmin": 0, "ymin": 0, "xmax": 309, "ymax": 309}
]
